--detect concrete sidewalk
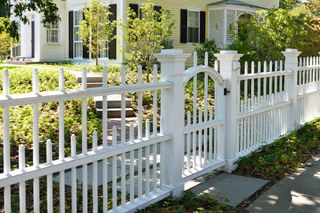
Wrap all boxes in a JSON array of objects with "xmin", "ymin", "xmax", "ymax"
[{"xmin": 248, "ymin": 154, "xmax": 320, "ymax": 213}]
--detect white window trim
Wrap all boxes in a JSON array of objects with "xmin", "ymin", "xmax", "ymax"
[
  {"xmin": 187, "ymin": 9, "xmax": 201, "ymax": 44},
  {"xmin": 73, "ymin": 10, "xmax": 83, "ymax": 59}
]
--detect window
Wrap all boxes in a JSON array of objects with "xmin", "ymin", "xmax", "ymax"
[
  {"xmin": 180, "ymin": 9, "xmax": 205, "ymax": 44},
  {"xmin": 47, "ymin": 22, "xmax": 59, "ymax": 43},
  {"xmin": 187, "ymin": 11, "xmax": 200, "ymax": 43},
  {"xmin": 74, "ymin": 11, "xmax": 83, "ymax": 58}
]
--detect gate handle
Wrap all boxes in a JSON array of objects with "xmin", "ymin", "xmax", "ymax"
[{"xmin": 224, "ymin": 88, "xmax": 230, "ymax": 96}]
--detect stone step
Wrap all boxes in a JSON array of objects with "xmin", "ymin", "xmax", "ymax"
[
  {"xmin": 94, "ymin": 96, "xmax": 132, "ymax": 108},
  {"xmin": 87, "ymin": 82, "xmax": 103, "ymax": 88},
  {"xmin": 96, "ymin": 108, "xmax": 136, "ymax": 118},
  {"xmin": 76, "ymin": 76, "xmax": 103, "ymax": 83}
]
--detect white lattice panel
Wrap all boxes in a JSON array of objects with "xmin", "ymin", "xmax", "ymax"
[{"xmin": 208, "ymin": 9, "xmax": 225, "ymax": 48}]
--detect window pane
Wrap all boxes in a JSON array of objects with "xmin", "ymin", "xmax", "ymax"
[
  {"xmin": 75, "ymin": 43, "xmax": 83, "ymax": 58},
  {"xmin": 188, "ymin": 27, "xmax": 199, "ymax": 43},
  {"xmin": 74, "ymin": 27, "xmax": 80, "ymax": 41},
  {"xmin": 74, "ymin": 11, "xmax": 82, "ymax": 26},
  {"xmin": 47, "ymin": 22, "xmax": 59, "ymax": 43},
  {"xmin": 99, "ymin": 44, "xmax": 108, "ymax": 58},
  {"xmin": 188, "ymin": 11, "xmax": 199, "ymax": 28}
]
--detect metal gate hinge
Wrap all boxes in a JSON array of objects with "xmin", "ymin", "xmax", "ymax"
[{"xmin": 224, "ymin": 88, "xmax": 230, "ymax": 96}]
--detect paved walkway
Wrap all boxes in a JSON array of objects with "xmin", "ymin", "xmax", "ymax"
[
  {"xmin": 188, "ymin": 172, "xmax": 269, "ymax": 207},
  {"xmin": 248, "ymin": 154, "xmax": 320, "ymax": 213}
]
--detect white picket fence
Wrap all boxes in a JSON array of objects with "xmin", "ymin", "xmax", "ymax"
[{"xmin": 0, "ymin": 49, "xmax": 319, "ymax": 212}]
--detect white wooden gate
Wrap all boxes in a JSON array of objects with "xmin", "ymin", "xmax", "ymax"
[{"xmin": 182, "ymin": 55, "xmax": 226, "ymax": 181}]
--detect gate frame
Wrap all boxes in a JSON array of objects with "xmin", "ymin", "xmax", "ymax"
[
  {"xmin": 182, "ymin": 65, "xmax": 226, "ymax": 180},
  {"xmin": 156, "ymin": 49, "xmax": 243, "ymax": 196}
]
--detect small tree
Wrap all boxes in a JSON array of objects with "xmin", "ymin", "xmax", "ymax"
[
  {"xmin": 0, "ymin": 31, "xmax": 11, "ymax": 62},
  {"xmin": 0, "ymin": 17, "xmax": 15, "ymax": 62},
  {"xmin": 124, "ymin": 0, "xmax": 174, "ymax": 82},
  {"xmin": 79, "ymin": 0, "xmax": 117, "ymax": 65}
]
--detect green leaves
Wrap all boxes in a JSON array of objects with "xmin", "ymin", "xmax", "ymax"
[
  {"xmin": 123, "ymin": 0, "xmax": 174, "ymax": 82},
  {"xmin": 229, "ymin": 3, "xmax": 315, "ymax": 62}
]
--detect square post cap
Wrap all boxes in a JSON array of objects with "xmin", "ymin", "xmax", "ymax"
[
  {"xmin": 155, "ymin": 49, "xmax": 191, "ymax": 63},
  {"xmin": 214, "ymin": 50, "xmax": 243, "ymax": 62},
  {"xmin": 282, "ymin": 48, "xmax": 301, "ymax": 58}
]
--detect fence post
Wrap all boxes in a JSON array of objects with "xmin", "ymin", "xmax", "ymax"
[
  {"xmin": 155, "ymin": 49, "xmax": 191, "ymax": 196},
  {"xmin": 282, "ymin": 48, "xmax": 301, "ymax": 130},
  {"xmin": 215, "ymin": 50, "xmax": 243, "ymax": 173}
]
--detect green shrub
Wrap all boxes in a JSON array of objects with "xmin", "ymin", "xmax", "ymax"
[
  {"xmin": 195, "ymin": 39, "xmax": 220, "ymax": 67},
  {"xmin": 0, "ymin": 68, "xmax": 102, "ymax": 170},
  {"xmin": 161, "ymin": 39, "xmax": 174, "ymax": 49}
]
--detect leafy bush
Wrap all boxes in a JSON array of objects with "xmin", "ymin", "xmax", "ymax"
[
  {"xmin": 161, "ymin": 39, "xmax": 174, "ymax": 49},
  {"xmin": 236, "ymin": 118, "xmax": 320, "ymax": 180},
  {"xmin": 195, "ymin": 40, "xmax": 220, "ymax": 67},
  {"xmin": 0, "ymin": 68, "xmax": 102, "ymax": 170}
]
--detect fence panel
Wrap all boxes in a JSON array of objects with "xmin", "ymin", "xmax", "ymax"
[
  {"xmin": 0, "ymin": 66, "xmax": 171, "ymax": 213},
  {"xmin": 237, "ymin": 60, "xmax": 292, "ymax": 156},
  {"xmin": 297, "ymin": 56, "xmax": 320, "ymax": 124}
]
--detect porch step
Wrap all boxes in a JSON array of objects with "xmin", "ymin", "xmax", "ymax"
[
  {"xmin": 69, "ymin": 70, "xmax": 103, "ymax": 83},
  {"xmin": 69, "ymin": 71, "xmax": 136, "ymax": 119},
  {"xmin": 94, "ymin": 95, "xmax": 135, "ymax": 118},
  {"xmin": 94, "ymin": 96, "xmax": 132, "ymax": 108},
  {"xmin": 96, "ymin": 108, "xmax": 136, "ymax": 118},
  {"xmin": 6, "ymin": 59, "xmax": 34, "ymax": 65},
  {"xmin": 87, "ymin": 82, "xmax": 103, "ymax": 88},
  {"xmin": 77, "ymin": 76, "xmax": 103, "ymax": 83}
]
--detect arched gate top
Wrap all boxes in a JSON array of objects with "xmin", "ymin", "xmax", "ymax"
[{"xmin": 183, "ymin": 66, "xmax": 224, "ymax": 85}]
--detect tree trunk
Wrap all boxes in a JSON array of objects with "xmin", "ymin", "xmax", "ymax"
[{"xmin": 96, "ymin": 45, "xmax": 99, "ymax": 66}]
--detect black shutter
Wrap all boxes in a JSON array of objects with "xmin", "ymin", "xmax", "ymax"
[
  {"xmin": 108, "ymin": 4, "xmax": 117, "ymax": 60},
  {"xmin": 82, "ymin": 9, "xmax": 90, "ymax": 59},
  {"xmin": 154, "ymin": 6, "xmax": 162, "ymax": 13},
  {"xmin": 129, "ymin": 4, "xmax": 139, "ymax": 18},
  {"xmin": 68, "ymin": 11, "xmax": 74, "ymax": 58},
  {"xmin": 180, "ymin": 9, "xmax": 188, "ymax": 43},
  {"xmin": 154, "ymin": 6, "xmax": 162, "ymax": 21},
  {"xmin": 200, "ymin": 11, "xmax": 206, "ymax": 43}
]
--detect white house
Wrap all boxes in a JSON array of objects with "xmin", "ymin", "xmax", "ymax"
[{"xmin": 11, "ymin": 0, "xmax": 279, "ymax": 63}]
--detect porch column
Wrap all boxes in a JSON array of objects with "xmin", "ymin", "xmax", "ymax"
[
  {"xmin": 20, "ymin": 22, "xmax": 31, "ymax": 58},
  {"xmin": 118, "ymin": 0, "xmax": 127, "ymax": 62}
]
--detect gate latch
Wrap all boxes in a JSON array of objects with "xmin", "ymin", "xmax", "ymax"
[{"xmin": 224, "ymin": 88, "xmax": 230, "ymax": 96}]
